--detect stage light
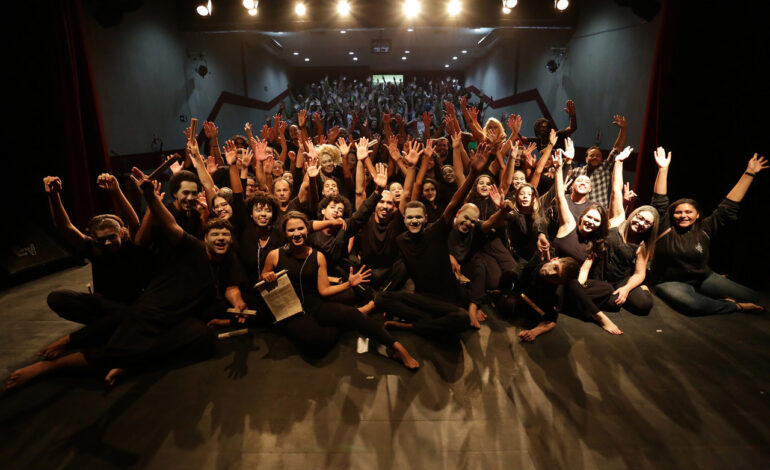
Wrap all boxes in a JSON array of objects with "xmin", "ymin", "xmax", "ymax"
[
  {"xmin": 304, "ymin": 58, "xmax": 310, "ymax": 62},
  {"xmin": 242, "ymin": 0, "xmax": 255, "ymax": 8},
  {"xmin": 295, "ymin": 3, "xmax": 306, "ymax": 16},
  {"xmin": 353, "ymin": 57, "xmax": 358, "ymax": 61},
  {"xmin": 402, "ymin": 56, "xmax": 407, "ymax": 60},
  {"xmin": 461, "ymin": 50, "xmax": 467, "ymax": 53},
  {"xmin": 452, "ymin": 56, "xmax": 457, "ymax": 60},
  {"xmin": 340, "ymin": 30, "xmax": 347, "ymax": 34},
  {"xmin": 503, "ymin": 0, "xmax": 517, "ymax": 8},
  {"xmin": 405, "ymin": 50, "xmax": 410, "ymax": 54},
  {"xmin": 349, "ymin": 51, "xmax": 354, "ymax": 55},
  {"xmin": 447, "ymin": 1, "xmax": 461, "ymax": 16},
  {"xmin": 196, "ymin": 1, "xmax": 212, "ymax": 16},
  {"xmin": 337, "ymin": 1, "xmax": 351, "ymax": 16},
  {"xmin": 407, "ymin": 28, "xmax": 414, "ymax": 32},
  {"xmin": 248, "ymin": 8, "xmax": 257, "ymax": 16},
  {"xmin": 502, "ymin": 7, "xmax": 511, "ymax": 14},
  {"xmin": 403, "ymin": 0, "xmax": 421, "ymax": 18},
  {"xmin": 444, "ymin": 64, "xmax": 449, "ymax": 68},
  {"xmin": 555, "ymin": 0, "xmax": 569, "ymax": 11},
  {"xmin": 293, "ymin": 51, "xmax": 299, "ymax": 55}
]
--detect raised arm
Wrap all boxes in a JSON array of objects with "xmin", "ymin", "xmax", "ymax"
[
  {"xmin": 611, "ymin": 115, "xmax": 627, "ymax": 152},
  {"xmin": 451, "ymin": 130, "xmax": 468, "ymax": 187},
  {"xmin": 459, "ymin": 95, "xmax": 485, "ymax": 143},
  {"xmin": 530, "ymin": 131, "xmax": 557, "ymax": 189},
  {"xmin": 129, "ymin": 167, "xmax": 184, "ymax": 243},
  {"xmin": 553, "ymin": 148, "xmax": 576, "ymax": 237},
  {"xmin": 187, "ymin": 138, "xmax": 218, "ymax": 207},
  {"xmin": 609, "ymin": 146, "xmax": 634, "ymax": 228},
  {"xmin": 653, "ymin": 146, "xmax": 671, "ymax": 196},
  {"xmin": 96, "ymin": 173, "xmax": 140, "ymax": 236},
  {"xmin": 203, "ymin": 121, "xmax": 223, "ymax": 166},
  {"xmin": 562, "ymin": 100, "xmax": 577, "ymax": 136},
  {"xmin": 725, "ymin": 154, "xmax": 768, "ymax": 203},
  {"xmin": 481, "ymin": 184, "xmax": 512, "ymax": 232},
  {"xmin": 443, "ymin": 143, "xmax": 493, "ymax": 223},
  {"xmin": 43, "ymin": 176, "xmax": 88, "ymax": 251},
  {"xmin": 410, "ymin": 139, "xmax": 434, "ymax": 202}
]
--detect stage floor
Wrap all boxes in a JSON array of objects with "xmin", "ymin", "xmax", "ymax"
[{"xmin": 1, "ymin": 264, "xmax": 769, "ymax": 470}]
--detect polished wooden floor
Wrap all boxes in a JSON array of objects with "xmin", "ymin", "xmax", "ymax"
[{"xmin": 1, "ymin": 264, "xmax": 769, "ymax": 470}]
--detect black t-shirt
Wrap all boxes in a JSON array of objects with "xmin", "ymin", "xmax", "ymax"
[
  {"xmin": 448, "ymin": 222, "xmax": 488, "ymax": 265},
  {"xmin": 82, "ymin": 238, "xmax": 155, "ymax": 304},
  {"xmin": 359, "ymin": 211, "xmax": 404, "ymax": 268},
  {"xmin": 165, "ymin": 201, "xmax": 203, "ymax": 239},
  {"xmin": 590, "ymin": 227, "xmax": 637, "ymax": 285},
  {"xmin": 506, "ymin": 212, "xmax": 546, "ymax": 263},
  {"xmin": 396, "ymin": 216, "xmax": 463, "ymax": 303},
  {"xmin": 516, "ymin": 258, "xmax": 559, "ymax": 323}
]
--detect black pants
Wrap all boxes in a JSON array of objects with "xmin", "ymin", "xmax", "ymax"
[
  {"xmin": 368, "ymin": 259, "xmax": 408, "ymax": 292},
  {"xmin": 375, "ymin": 292, "xmax": 470, "ymax": 337},
  {"xmin": 562, "ymin": 280, "xmax": 611, "ymax": 321},
  {"xmin": 612, "ymin": 284, "xmax": 654, "ymax": 316},
  {"xmin": 47, "ymin": 290, "xmax": 127, "ymax": 324},
  {"xmin": 315, "ymin": 302, "xmax": 396, "ymax": 348}
]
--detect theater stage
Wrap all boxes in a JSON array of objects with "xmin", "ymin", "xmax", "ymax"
[{"xmin": 1, "ymin": 264, "xmax": 768, "ymax": 470}]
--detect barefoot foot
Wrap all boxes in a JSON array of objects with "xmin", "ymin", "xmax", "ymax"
[
  {"xmin": 104, "ymin": 368, "xmax": 127, "ymax": 388},
  {"xmin": 735, "ymin": 302, "xmax": 765, "ymax": 313},
  {"xmin": 595, "ymin": 312, "xmax": 623, "ymax": 335},
  {"xmin": 38, "ymin": 336, "xmax": 70, "ymax": 360},
  {"xmin": 391, "ymin": 342, "xmax": 420, "ymax": 370},
  {"xmin": 4, "ymin": 362, "xmax": 52, "ymax": 392}
]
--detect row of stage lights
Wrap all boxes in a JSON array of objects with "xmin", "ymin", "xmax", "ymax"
[{"xmin": 196, "ymin": 1, "xmax": 570, "ymax": 18}]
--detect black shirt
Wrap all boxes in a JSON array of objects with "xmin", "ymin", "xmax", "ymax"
[
  {"xmin": 359, "ymin": 211, "xmax": 404, "ymax": 269},
  {"xmin": 165, "ymin": 201, "xmax": 203, "ymax": 239},
  {"xmin": 82, "ymin": 238, "xmax": 155, "ymax": 304}
]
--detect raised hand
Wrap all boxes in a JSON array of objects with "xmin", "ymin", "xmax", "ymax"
[
  {"xmin": 488, "ymin": 184, "xmax": 505, "ymax": 209},
  {"xmin": 316, "ymin": 135, "xmax": 328, "ymax": 145},
  {"xmin": 223, "ymin": 140, "xmax": 238, "ymax": 165},
  {"xmin": 612, "ymin": 115, "xmax": 627, "ymax": 129},
  {"xmin": 239, "ymin": 148, "xmax": 254, "ymax": 170},
  {"xmin": 203, "ymin": 121, "xmax": 219, "ymax": 139},
  {"xmin": 297, "ymin": 109, "xmax": 308, "ymax": 128},
  {"xmin": 422, "ymin": 111, "xmax": 432, "ymax": 128},
  {"xmin": 96, "ymin": 173, "xmax": 119, "ymax": 192},
  {"xmin": 623, "ymin": 183, "xmax": 637, "ymax": 204},
  {"xmin": 552, "ymin": 149, "xmax": 564, "ymax": 169},
  {"xmin": 746, "ymin": 153, "xmax": 769, "ymax": 174},
  {"xmin": 327, "ymin": 125, "xmax": 340, "ymax": 144},
  {"xmin": 277, "ymin": 120, "xmax": 288, "ymax": 139},
  {"xmin": 564, "ymin": 99, "xmax": 576, "ymax": 116},
  {"xmin": 129, "ymin": 167, "xmax": 154, "ymax": 195},
  {"xmin": 205, "ymin": 156, "xmax": 218, "ymax": 174},
  {"xmin": 264, "ymin": 155, "xmax": 275, "ymax": 175},
  {"xmin": 467, "ymin": 106, "xmax": 479, "ymax": 123},
  {"xmin": 507, "ymin": 114, "xmax": 523, "ymax": 135},
  {"xmin": 303, "ymin": 138, "xmax": 319, "ymax": 161},
  {"xmin": 423, "ymin": 138, "xmax": 435, "ymax": 160},
  {"xmin": 615, "ymin": 146, "xmax": 633, "ymax": 162},
  {"xmin": 356, "ymin": 136, "xmax": 371, "ymax": 161},
  {"xmin": 470, "ymin": 142, "xmax": 493, "ymax": 172},
  {"xmin": 373, "ymin": 162, "xmax": 388, "ymax": 189},
  {"xmin": 244, "ymin": 122, "xmax": 253, "ymax": 139},
  {"xmin": 549, "ymin": 128, "xmax": 558, "ymax": 147},
  {"xmin": 287, "ymin": 150, "xmax": 296, "ymax": 163},
  {"xmin": 450, "ymin": 130, "xmax": 463, "ymax": 149},
  {"xmin": 336, "ymin": 137, "xmax": 351, "ymax": 156},
  {"xmin": 305, "ymin": 155, "xmax": 320, "ymax": 178},
  {"xmin": 459, "ymin": 95, "xmax": 468, "ymax": 110},
  {"xmin": 183, "ymin": 126, "xmax": 192, "ymax": 142},
  {"xmin": 153, "ymin": 180, "xmax": 164, "ymax": 200},
  {"xmin": 250, "ymin": 136, "xmax": 269, "ymax": 161},
  {"xmin": 260, "ymin": 124, "xmax": 271, "ymax": 141},
  {"xmin": 654, "ymin": 146, "xmax": 671, "ymax": 168},
  {"xmin": 43, "ymin": 176, "xmax": 63, "ymax": 193},
  {"xmin": 348, "ymin": 265, "xmax": 372, "ymax": 287},
  {"xmin": 563, "ymin": 137, "xmax": 575, "ymax": 163},
  {"xmin": 402, "ymin": 139, "xmax": 424, "ymax": 167}
]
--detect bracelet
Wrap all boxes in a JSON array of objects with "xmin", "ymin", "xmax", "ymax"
[{"xmin": 744, "ymin": 171, "xmax": 756, "ymax": 177}]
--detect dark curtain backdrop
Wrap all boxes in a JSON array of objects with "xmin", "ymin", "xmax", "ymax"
[{"xmin": 636, "ymin": 0, "xmax": 769, "ymax": 288}]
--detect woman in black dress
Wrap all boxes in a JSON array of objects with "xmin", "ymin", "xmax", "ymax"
[{"xmin": 261, "ymin": 211, "xmax": 419, "ymax": 369}]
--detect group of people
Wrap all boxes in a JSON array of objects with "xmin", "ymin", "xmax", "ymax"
[{"xmin": 4, "ymin": 82, "xmax": 767, "ymax": 392}]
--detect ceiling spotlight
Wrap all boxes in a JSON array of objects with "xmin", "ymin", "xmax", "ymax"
[
  {"xmin": 304, "ymin": 57, "xmax": 310, "ymax": 62},
  {"xmin": 555, "ymin": 0, "xmax": 569, "ymax": 11},
  {"xmin": 502, "ymin": 7, "xmax": 511, "ymax": 14},
  {"xmin": 452, "ymin": 56, "xmax": 457, "ymax": 60},
  {"xmin": 403, "ymin": 0, "xmax": 421, "ymax": 18},
  {"xmin": 337, "ymin": 0, "xmax": 351, "ymax": 16},
  {"xmin": 340, "ymin": 30, "xmax": 347, "ymax": 34},
  {"xmin": 348, "ymin": 51, "xmax": 354, "ymax": 55},
  {"xmin": 503, "ymin": 0, "xmax": 518, "ymax": 8},
  {"xmin": 293, "ymin": 51, "xmax": 299, "ymax": 55},
  {"xmin": 242, "ymin": 0, "xmax": 255, "ymax": 8},
  {"xmin": 546, "ymin": 47, "xmax": 566, "ymax": 72},
  {"xmin": 447, "ymin": 1, "xmax": 461, "ymax": 16},
  {"xmin": 444, "ymin": 64, "xmax": 450, "ymax": 68},
  {"xmin": 196, "ymin": 1, "xmax": 212, "ymax": 16},
  {"xmin": 295, "ymin": 3, "xmax": 306, "ymax": 16},
  {"xmin": 461, "ymin": 50, "xmax": 467, "ymax": 53},
  {"xmin": 407, "ymin": 28, "xmax": 414, "ymax": 32},
  {"xmin": 353, "ymin": 57, "xmax": 358, "ymax": 61},
  {"xmin": 248, "ymin": 7, "xmax": 257, "ymax": 16},
  {"xmin": 402, "ymin": 56, "xmax": 407, "ymax": 60},
  {"xmin": 405, "ymin": 50, "xmax": 410, "ymax": 54}
]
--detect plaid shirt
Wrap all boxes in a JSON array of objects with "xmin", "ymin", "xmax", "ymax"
[{"xmin": 569, "ymin": 148, "xmax": 619, "ymax": 208}]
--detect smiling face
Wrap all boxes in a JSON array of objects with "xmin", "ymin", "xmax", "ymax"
[
  {"xmin": 672, "ymin": 203, "xmax": 699, "ymax": 229},
  {"xmin": 323, "ymin": 179, "xmax": 339, "ymax": 197},
  {"xmin": 284, "ymin": 218, "xmax": 309, "ymax": 246},
  {"xmin": 404, "ymin": 206, "xmax": 427, "ymax": 234},
  {"xmin": 319, "ymin": 154, "xmax": 335, "ymax": 174},
  {"xmin": 579, "ymin": 208, "xmax": 603, "ymax": 234},
  {"xmin": 174, "ymin": 181, "xmax": 199, "ymax": 212},
  {"xmin": 389, "ymin": 182, "xmax": 403, "ymax": 202},
  {"xmin": 435, "ymin": 139, "xmax": 449, "ymax": 159},
  {"xmin": 454, "ymin": 204, "xmax": 480, "ymax": 234},
  {"xmin": 516, "ymin": 185, "xmax": 534, "ymax": 209},
  {"xmin": 585, "ymin": 148, "xmax": 603, "ymax": 169},
  {"xmin": 251, "ymin": 202, "xmax": 273, "ymax": 227},
  {"xmin": 512, "ymin": 170, "xmax": 527, "ymax": 191},
  {"xmin": 572, "ymin": 175, "xmax": 592, "ymax": 197},
  {"xmin": 422, "ymin": 181, "xmax": 437, "ymax": 202},
  {"xmin": 271, "ymin": 159, "xmax": 284, "ymax": 177},
  {"xmin": 375, "ymin": 191, "xmax": 396, "ymax": 222},
  {"xmin": 212, "ymin": 196, "xmax": 233, "ymax": 220},
  {"xmin": 476, "ymin": 175, "xmax": 492, "ymax": 198},
  {"xmin": 441, "ymin": 165, "xmax": 455, "ymax": 184},
  {"xmin": 205, "ymin": 227, "xmax": 232, "ymax": 256},
  {"xmin": 245, "ymin": 177, "xmax": 258, "ymax": 198},
  {"xmin": 629, "ymin": 210, "xmax": 655, "ymax": 234}
]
